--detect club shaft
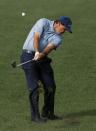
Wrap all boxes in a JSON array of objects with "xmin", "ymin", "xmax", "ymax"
[{"xmin": 17, "ymin": 60, "xmax": 33, "ymax": 67}]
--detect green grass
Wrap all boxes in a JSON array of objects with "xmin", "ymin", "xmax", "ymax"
[{"xmin": 0, "ymin": 0, "xmax": 96, "ymax": 130}]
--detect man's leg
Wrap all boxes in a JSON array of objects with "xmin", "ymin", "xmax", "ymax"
[
  {"xmin": 42, "ymin": 86, "xmax": 56, "ymax": 119},
  {"xmin": 24, "ymin": 69, "xmax": 46, "ymax": 122},
  {"xmin": 21, "ymin": 51, "xmax": 46, "ymax": 122},
  {"xmin": 29, "ymin": 88, "xmax": 40, "ymax": 121},
  {"xmin": 39, "ymin": 58, "xmax": 57, "ymax": 119}
]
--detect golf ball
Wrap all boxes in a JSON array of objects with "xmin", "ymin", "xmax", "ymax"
[{"xmin": 22, "ymin": 12, "xmax": 26, "ymax": 16}]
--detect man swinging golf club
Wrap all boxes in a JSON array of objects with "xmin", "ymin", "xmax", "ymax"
[{"xmin": 20, "ymin": 16, "xmax": 72, "ymax": 123}]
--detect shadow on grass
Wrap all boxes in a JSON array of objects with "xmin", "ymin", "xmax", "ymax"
[
  {"xmin": 64, "ymin": 109, "xmax": 96, "ymax": 118},
  {"xmin": 55, "ymin": 109, "xmax": 96, "ymax": 129}
]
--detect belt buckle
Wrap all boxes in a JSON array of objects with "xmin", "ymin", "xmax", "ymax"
[{"xmin": 27, "ymin": 50, "xmax": 31, "ymax": 53}]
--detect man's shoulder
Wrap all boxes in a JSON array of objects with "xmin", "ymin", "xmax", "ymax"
[
  {"xmin": 38, "ymin": 18, "xmax": 50, "ymax": 22},
  {"xmin": 37, "ymin": 18, "xmax": 52, "ymax": 25}
]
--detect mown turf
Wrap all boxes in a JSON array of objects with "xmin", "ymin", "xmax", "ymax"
[{"xmin": 0, "ymin": 0, "xmax": 96, "ymax": 131}]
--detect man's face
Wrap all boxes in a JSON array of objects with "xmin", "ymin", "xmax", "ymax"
[{"xmin": 54, "ymin": 22, "xmax": 67, "ymax": 34}]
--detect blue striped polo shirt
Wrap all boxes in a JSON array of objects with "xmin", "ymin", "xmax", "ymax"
[{"xmin": 23, "ymin": 18, "xmax": 62, "ymax": 52}]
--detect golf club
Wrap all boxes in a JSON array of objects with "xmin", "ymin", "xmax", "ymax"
[{"xmin": 11, "ymin": 59, "xmax": 34, "ymax": 68}]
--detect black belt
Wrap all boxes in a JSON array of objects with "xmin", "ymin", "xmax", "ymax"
[{"xmin": 22, "ymin": 50, "xmax": 35, "ymax": 54}]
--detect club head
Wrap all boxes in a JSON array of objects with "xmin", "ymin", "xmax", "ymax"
[{"xmin": 11, "ymin": 61, "xmax": 16, "ymax": 68}]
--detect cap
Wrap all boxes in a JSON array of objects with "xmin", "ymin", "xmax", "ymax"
[{"xmin": 59, "ymin": 16, "xmax": 72, "ymax": 33}]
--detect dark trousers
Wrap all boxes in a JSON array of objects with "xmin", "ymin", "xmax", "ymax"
[{"xmin": 20, "ymin": 51, "xmax": 56, "ymax": 119}]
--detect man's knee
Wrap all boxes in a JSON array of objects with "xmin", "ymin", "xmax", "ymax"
[
  {"xmin": 29, "ymin": 87, "xmax": 39, "ymax": 102},
  {"xmin": 45, "ymin": 86, "xmax": 56, "ymax": 94}
]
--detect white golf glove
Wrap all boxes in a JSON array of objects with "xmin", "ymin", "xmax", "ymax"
[{"xmin": 33, "ymin": 51, "xmax": 40, "ymax": 60}]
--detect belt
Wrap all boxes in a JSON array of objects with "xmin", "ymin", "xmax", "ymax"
[{"xmin": 23, "ymin": 49, "xmax": 35, "ymax": 54}]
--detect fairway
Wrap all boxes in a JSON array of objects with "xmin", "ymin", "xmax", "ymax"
[{"xmin": 0, "ymin": 0, "xmax": 96, "ymax": 131}]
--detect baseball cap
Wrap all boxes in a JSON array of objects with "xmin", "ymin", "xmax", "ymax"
[{"xmin": 59, "ymin": 16, "xmax": 72, "ymax": 33}]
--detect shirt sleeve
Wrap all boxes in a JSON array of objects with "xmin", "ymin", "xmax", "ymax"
[
  {"xmin": 50, "ymin": 37, "xmax": 62, "ymax": 48},
  {"xmin": 33, "ymin": 18, "xmax": 47, "ymax": 37}
]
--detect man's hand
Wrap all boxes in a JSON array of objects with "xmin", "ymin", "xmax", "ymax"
[
  {"xmin": 33, "ymin": 52, "xmax": 45, "ymax": 60},
  {"xmin": 33, "ymin": 51, "xmax": 40, "ymax": 60},
  {"xmin": 33, "ymin": 43, "xmax": 56, "ymax": 60}
]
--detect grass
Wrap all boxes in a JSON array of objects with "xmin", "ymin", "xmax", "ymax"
[{"xmin": 0, "ymin": 0, "xmax": 96, "ymax": 130}]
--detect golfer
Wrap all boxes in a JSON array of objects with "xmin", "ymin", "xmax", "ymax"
[{"xmin": 21, "ymin": 16, "xmax": 72, "ymax": 123}]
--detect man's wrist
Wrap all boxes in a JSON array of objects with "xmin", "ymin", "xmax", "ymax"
[
  {"xmin": 34, "ymin": 48, "xmax": 39, "ymax": 52},
  {"xmin": 41, "ymin": 52, "xmax": 47, "ymax": 56}
]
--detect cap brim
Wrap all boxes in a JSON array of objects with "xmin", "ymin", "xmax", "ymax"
[
  {"xmin": 67, "ymin": 28, "xmax": 72, "ymax": 33},
  {"xmin": 69, "ymin": 31, "xmax": 72, "ymax": 33}
]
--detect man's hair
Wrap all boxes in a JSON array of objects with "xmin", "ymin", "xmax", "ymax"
[{"xmin": 54, "ymin": 20, "xmax": 61, "ymax": 24}]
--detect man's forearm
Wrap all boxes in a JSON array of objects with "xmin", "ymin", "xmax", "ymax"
[
  {"xmin": 42, "ymin": 43, "xmax": 56, "ymax": 56},
  {"xmin": 37, "ymin": 43, "xmax": 55, "ymax": 59},
  {"xmin": 33, "ymin": 42, "xmax": 56, "ymax": 60},
  {"xmin": 33, "ymin": 32, "xmax": 40, "ymax": 52}
]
